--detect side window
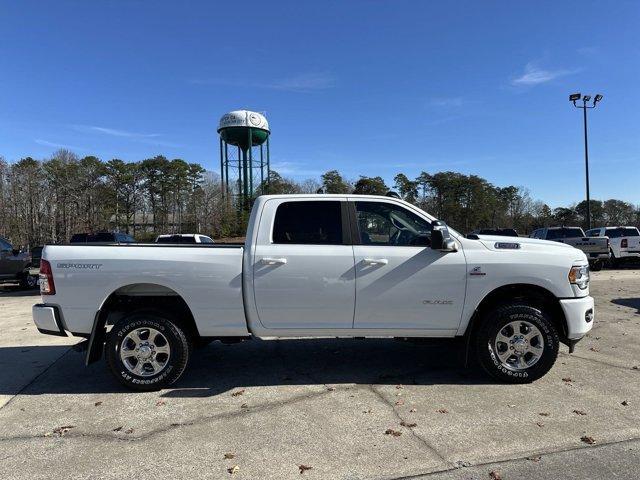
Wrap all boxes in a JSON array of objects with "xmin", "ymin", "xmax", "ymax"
[
  {"xmin": 200, "ymin": 236, "xmax": 214, "ymax": 244},
  {"xmin": 355, "ymin": 201, "xmax": 432, "ymax": 246},
  {"xmin": 0, "ymin": 238, "xmax": 12, "ymax": 251},
  {"xmin": 273, "ymin": 201, "xmax": 344, "ymax": 245}
]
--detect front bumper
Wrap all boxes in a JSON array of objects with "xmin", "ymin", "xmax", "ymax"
[
  {"xmin": 33, "ymin": 304, "xmax": 67, "ymax": 337},
  {"xmin": 560, "ymin": 296, "xmax": 594, "ymax": 340}
]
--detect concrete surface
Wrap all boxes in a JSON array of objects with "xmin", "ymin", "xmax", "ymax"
[{"xmin": 0, "ymin": 269, "xmax": 638, "ymax": 479}]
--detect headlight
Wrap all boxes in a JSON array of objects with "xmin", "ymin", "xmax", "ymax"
[{"xmin": 568, "ymin": 265, "xmax": 589, "ymax": 290}]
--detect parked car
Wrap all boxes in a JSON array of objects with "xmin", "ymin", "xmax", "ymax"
[
  {"xmin": 0, "ymin": 236, "xmax": 37, "ymax": 288},
  {"xmin": 70, "ymin": 232, "xmax": 136, "ymax": 244},
  {"xmin": 585, "ymin": 226, "xmax": 640, "ymax": 266},
  {"xmin": 469, "ymin": 228, "xmax": 519, "ymax": 237},
  {"xmin": 155, "ymin": 234, "xmax": 215, "ymax": 244},
  {"xmin": 529, "ymin": 226, "xmax": 608, "ymax": 271},
  {"xmin": 34, "ymin": 194, "xmax": 594, "ymax": 390}
]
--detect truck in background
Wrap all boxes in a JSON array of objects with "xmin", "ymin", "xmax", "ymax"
[
  {"xmin": 586, "ymin": 226, "xmax": 640, "ymax": 267},
  {"xmin": 529, "ymin": 227, "xmax": 609, "ymax": 271}
]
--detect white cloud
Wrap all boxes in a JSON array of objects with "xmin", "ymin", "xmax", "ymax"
[
  {"xmin": 189, "ymin": 72, "xmax": 335, "ymax": 92},
  {"xmin": 34, "ymin": 138, "xmax": 85, "ymax": 150},
  {"xmin": 73, "ymin": 125, "xmax": 161, "ymax": 138},
  {"xmin": 430, "ymin": 97, "xmax": 466, "ymax": 107},
  {"xmin": 511, "ymin": 62, "xmax": 578, "ymax": 86}
]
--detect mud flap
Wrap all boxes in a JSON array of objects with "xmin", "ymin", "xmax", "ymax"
[{"xmin": 85, "ymin": 310, "xmax": 106, "ymax": 365}]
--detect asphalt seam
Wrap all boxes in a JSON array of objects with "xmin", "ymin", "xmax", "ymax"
[
  {"xmin": 389, "ymin": 436, "xmax": 640, "ymax": 479},
  {"xmin": 368, "ymin": 384, "xmax": 452, "ymax": 469},
  {"xmin": 559, "ymin": 351, "xmax": 639, "ymax": 371}
]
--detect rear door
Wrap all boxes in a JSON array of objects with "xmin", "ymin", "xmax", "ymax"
[
  {"xmin": 252, "ymin": 199, "xmax": 356, "ymax": 329},
  {"xmin": 0, "ymin": 238, "xmax": 23, "ymax": 279},
  {"xmin": 350, "ymin": 199, "xmax": 466, "ymax": 331}
]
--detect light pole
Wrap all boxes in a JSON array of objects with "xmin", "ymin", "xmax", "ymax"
[{"xmin": 569, "ymin": 93, "xmax": 603, "ymax": 230}]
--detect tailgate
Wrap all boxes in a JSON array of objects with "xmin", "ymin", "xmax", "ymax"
[{"xmin": 568, "ymin": 237, "xmax": 609, "ymax": 254}]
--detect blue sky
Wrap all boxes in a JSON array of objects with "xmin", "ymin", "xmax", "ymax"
[{"xmin": 1, "ymin": 0, "xmax": 639, "ymax": 207}]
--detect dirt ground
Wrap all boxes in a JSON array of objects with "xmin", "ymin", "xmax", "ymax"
[{"xmin": 0, "ymin": 269, "xmax": 638, "ymax": 479}]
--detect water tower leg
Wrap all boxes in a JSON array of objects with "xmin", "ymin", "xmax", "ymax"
[
  {"xmin": 224, "ymin": 142, "xmax": 229, "ymax": 201},
  {"xmin": 248, "ymin": 128, "xmax": 254, "ymax": 198},
  {"xmin": 219, "ymin": 137, "xmax": 225, "ymax": 200},
  {"xmin": 266, "ymin": 136, "xmax": 271, "ymax": 194},
  {"xmin": 260, "ymin": 145, "xmax": 264, "ymax": 193}
]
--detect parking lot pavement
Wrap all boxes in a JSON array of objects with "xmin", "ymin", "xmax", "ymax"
[{"xmin": 0, "ymin": 270, "xmax": 639, "ymax": 479}]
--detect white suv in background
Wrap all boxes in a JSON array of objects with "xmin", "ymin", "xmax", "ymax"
[{"xmin": 585, "ymin": 226, "xmax": 640, "ymax": 266}]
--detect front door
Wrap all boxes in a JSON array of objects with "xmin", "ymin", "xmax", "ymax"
[
  {"xmin": 252, "ymin": 199, "xmax": 356, "ymax": 329},
  {"xmin": 351, "ymin": 200, "xmax": 467, "ymax": 330}
]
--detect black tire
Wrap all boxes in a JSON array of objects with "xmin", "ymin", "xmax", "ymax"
[
  {"xmin": 609, "ymin": 250, "xmax": 620, "ymax": 268},
  {"xmin": 590, "ymin": 260, "xmax": 603, "ymax": 272},
  {"xmin": 19, "ymin": 273, "xmax": 38, "ymax": 289},
  {"xmin": 474, "ymin": 304, "xmax": 559, "ymax": 383},
  {"xmin": 106, "ymin": 310, "xmax": 191, "ymax": 391}
]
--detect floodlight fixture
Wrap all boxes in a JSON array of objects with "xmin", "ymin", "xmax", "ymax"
[
  {"xmin": 569, "ymin": 93, "xmax": 581, "ymax": 101},
  {"xmin": 583, "ymin": 95, "xmax": 591, "ymax": 102},
  {"xmin": 594, "ymin": 94, "xmax": 603, "ymax": 103}
]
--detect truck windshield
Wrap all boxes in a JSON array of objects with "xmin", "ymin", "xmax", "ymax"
[{"xmin": 547, "ymin": 228, "xmax": 585, "ymax": 239}]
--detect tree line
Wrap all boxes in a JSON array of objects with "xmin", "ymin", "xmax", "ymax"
[{"xmin": 1, "ymin": 150, "xmax": 638, "ymax": 247}]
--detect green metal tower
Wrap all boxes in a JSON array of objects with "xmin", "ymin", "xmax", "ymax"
[{"xmin": 218, "ymin": 110, "xmax": 270, "ymax": 212}]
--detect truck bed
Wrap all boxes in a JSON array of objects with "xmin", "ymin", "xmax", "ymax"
[{"xmin": 41, "ymin": 243, "xmax": 248, "ymax": 337}]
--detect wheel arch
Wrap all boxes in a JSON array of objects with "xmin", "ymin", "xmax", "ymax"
[
  {"xmin": 86, "ymin": 282, "xmax": 200, "ymax": 365},
  {"xmin": 463, "ymin": 283, "xmax": 569, "ymax": 355}
]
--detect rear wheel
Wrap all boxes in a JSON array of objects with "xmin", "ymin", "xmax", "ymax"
[
  {"xmin": 590, "ymin": 260, "xmax": 603, "ymax": 271},
  {"xmin": 106, "ymin": 311, "xmax": 191, "ymax": 391},
  {"xmin": 474, "ymin": 304, "xmax": 559, "ymax": 383},
  {"xmin": 609, "ymin": 249, "xmax": 620, "ymax": 268}
]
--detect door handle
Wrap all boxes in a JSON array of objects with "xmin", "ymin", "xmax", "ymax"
[
  {"xmin": 262, "ymin": 257, "xmax": 287, "ymax": 265},
  {"xmin": 363, "ymin": 258, "xmax": 388, "ymax": 265}
]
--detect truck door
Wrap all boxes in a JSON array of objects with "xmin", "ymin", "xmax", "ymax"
[
  {"xmin": 252, "ymin": 199, "xmax": 356, "ymax": 329},
  {"xmin": 350, "ymin": 200, "xmax": 466, "ymax": 331}
]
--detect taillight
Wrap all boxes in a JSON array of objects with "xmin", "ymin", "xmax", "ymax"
[
  {"xmin": 39, "ymin": 259, "xmax": 56, "ymax": 295},
  {"xmin": 621, "ymin": 238, "xmax": 628, "ymax": 248}
]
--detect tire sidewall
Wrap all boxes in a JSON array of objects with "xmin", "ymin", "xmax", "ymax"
[
  {"xmin": 107, "ymin": 313, "xmax": 189, "ymax": 390},
  {"xmin": 477, "ymin": 305, "xmax": 559, "ymax": 383}
]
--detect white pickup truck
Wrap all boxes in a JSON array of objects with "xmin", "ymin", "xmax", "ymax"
[
  {"xmin": 586, "ymin": 226, "xmax": 640, "ymax": 266},
  {"xmin": 529, "ymin": 227, "xmax": 609, "ymax": 271},
  {"xmin": 34, "ymin": 195, "xmax": 594, "ymax": 390}
]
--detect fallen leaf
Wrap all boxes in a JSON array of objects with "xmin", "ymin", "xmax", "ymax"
[
  {"xmin": 400, "ymin": 421, "xmax": 417, "ymax": 428},
  {"xmin": 527, "ymin": 456, "xmax": 541, "ymax": 462},
  {"xmin": 536, "ymin": 422, "xmax": 544, "ymax": 428},
  {"xmin": 363, "ymin": 409, "xmax": 372, "ymax": 414},
  {"xmin": 326, "ymin": 386, "xmax": 335, "ymax": 391},
  {"xmin": 581, "ymin": 436, "xmax": 596, "ymax": 445},
  {"xmin": 240, "ymin": 403, "xmax": 248, "ymax": 409},
  {"xmin": 538, "ymin": 412, "xmax": 550, "ymax": 417},
  {"xmin": 395, "ymin": 400, "xmax": 405, "ymax": 406},
  {"xmin": 298, "ymin": 465, "xmax": 313, "ymax": 474},
  {"xmin": 409, "ymin": 408, "xmax": 417, "ymax": 413},
  {"xmin": 231, "ymin": 389, "xmax": 245, "ymax": 397},
  {"xmin": 621, "ymin": 401, "xmax": 629, "ymax": 406},
  {"xmin": 632, "ymin": 366, "xmax": 639, "ymax": 370},
  {"xmin": 224, "ymin": 453, "xmax": 235, "ymax": 460},
  {"xmin": 395, "ymin": 384, "xmax": 404, "ymax": 390},
  {"xmin": 94, "ymin": 401, "xmax": 102, "ymax": 407},
  {"xmin": 489, "ymin": 470, "xmax": 502, "ymax": 480},
  {"xmin": 113, "ymin": 426, "xmax": 123, "ymax": 432},
  {"xmin": 507, "ymin": 404, "xmax": 516, "ymax": 408},
  {"xmin": 52, "ymin": 425, "xmax": 75, "ymax": 436},
  {"xmin": 589, "ymin": 347, "xmax": 600, "ymax": 352},
  {"xmin": 573, "ymin": 410, "xmax": 587, "ymax": 416},
  {"xmin": 125, "ymin": 428, "xmax": 134, "ymax": 434},
  {"xmin": 437, "ymin": 408, "xmax": 449, "ymax": 414},
  {"xmin": 43, "ymin": 431, "xmax": 52, "ymax": 437},
  {"xmin": 156, "ymin": 400, "xmax": 166, "ymax": 407},
  {"xmin": 227, "ymin": 465, "xmax": 240, "ymax": 475},
  {"xmin": 385, "ymin": 429, "xmax": 402, "ymax": 437}
]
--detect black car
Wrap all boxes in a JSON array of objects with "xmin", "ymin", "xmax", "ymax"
[{"xmin": 70, "ymin": 232, "xmax": 136, "ymax": 243}]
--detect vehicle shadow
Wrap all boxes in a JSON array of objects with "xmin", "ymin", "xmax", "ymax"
[
  {"xmin": 1, "ymin": 338, "xmax": 492, "ymax": 398},
  {"xmin": 0, "ymin": 286, "xmax": 40, "ymax": 297},
  {"xmin": 611, "ymin": 297, "xmax": 640, "ymax": 314}
]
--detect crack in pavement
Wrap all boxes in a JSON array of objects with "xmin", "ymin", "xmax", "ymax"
[
  {"xmin": 368, "ymin": 384, "xmax": 452, "ymax": 469},
  {"xmin": 559, "ymin": 351, "xmax": 640, "ymax": 372},
  {"xmin": 0, "ymin": 383, "xmax": 361, "ymax": 444},
  {"xmin": 389, "ymin": 436, "xmax": 640, "ymax": 479}
]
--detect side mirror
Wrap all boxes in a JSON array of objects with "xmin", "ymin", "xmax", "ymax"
[{"xmin": 431, "ymin": 221, "xmax": 457, "ymax": 252}]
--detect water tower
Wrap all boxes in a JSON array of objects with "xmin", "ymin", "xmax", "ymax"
[{"xmin": 218, "ymin": 110, "xmax": 270, "ymax": 211}]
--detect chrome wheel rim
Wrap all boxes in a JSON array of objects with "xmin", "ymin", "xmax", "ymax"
[
  {"xmin": 120, "ymin": 327, "xmax": 171, "ymax": 377},
  {"xmin": 494, "ymin": 320, "xmax": 544, "ymax": 371}
]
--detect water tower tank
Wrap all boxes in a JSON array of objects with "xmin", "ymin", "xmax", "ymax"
[{"xmin": 217, "ymin": 110, "xmax": 270, "ymax": 150}]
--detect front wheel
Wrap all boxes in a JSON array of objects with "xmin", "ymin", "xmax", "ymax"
[
  {"xmin": 590, "ymin": 260, "xmax": 603, "ymax": 272},
  {"xmin": 474, "ymin": 304, "xmax": 559, "ymax": 383},
  {"xmin": 106, "ymin": 311, "xmax": 191, "ymax": 391}
]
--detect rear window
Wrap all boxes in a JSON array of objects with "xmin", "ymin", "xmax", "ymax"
[
  {"xmin": 70, "ymin": 233, "xmax": 115, "ymax": 243},
  {"xmin": 157, "ymin": 235, "xmax": 196, "ymax": 244},
  {"xmin": 273, "ymin": 201, "xmax": 343, "ymax": 245},
  {"xmin": 606, "ymin": 228, "xmax": 640, "ymax": 238},
  {"xmin": 546, "ymin": 228, "xmax": 585, "ymax": 239}
]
